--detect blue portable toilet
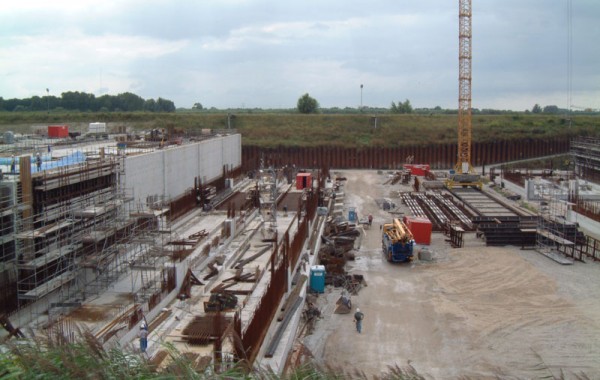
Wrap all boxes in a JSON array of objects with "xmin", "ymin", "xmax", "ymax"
[
  {"xmin": 348, "ymin": 207, "xmax": 357, "ymax": 222},
  {"xmin": 309, "ymin": 265, "xmax": 326, "ymax": 293}
]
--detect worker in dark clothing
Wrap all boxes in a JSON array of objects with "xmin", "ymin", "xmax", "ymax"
[
  {"xmin": 36, "ymin": 153, "xmax": 42, "ymax": 171},
  {"xmin": 10, "ymin": 155, "xmax": 16, "ymax": 173},
  {"xmin": 368, "ymin": 215, "xmax": 373, "ymax": 227},
  {"xmin": 354, "ymin": 307, "xmax": 364, "ymax": 333}
]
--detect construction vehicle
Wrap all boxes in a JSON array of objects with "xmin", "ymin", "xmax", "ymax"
[{"xmin": 382, "ymin": 218, "xmax": 415, "ymax": 263}]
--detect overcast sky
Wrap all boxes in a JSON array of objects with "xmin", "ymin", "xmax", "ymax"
[{"xmin": 1, "ymin": 0, "xmax": 598, "ymax": 110}]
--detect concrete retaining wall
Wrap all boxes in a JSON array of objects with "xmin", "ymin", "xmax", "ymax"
[{"xmin": 124, "ymin": 134, "xmax": 241, "ymax": 207}]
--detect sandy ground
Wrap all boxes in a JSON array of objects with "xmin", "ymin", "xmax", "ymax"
[{"xmin": 301, "ymin": 170, "xmax": 600, "ymax": 379}]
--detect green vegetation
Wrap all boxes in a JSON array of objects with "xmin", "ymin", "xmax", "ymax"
[
  {"xmin": 296, "ymin": 93, "xmax": 320, "ymax": 114},
  {"xmin": 0, "ymin": 112, "xmax": 598, "ymax": 149},
  {"xmin": 0, "ymin": 92, "xmax": 175, "ymax": 113},
  {"xmin": 0, "ymin": 331, "xmax": 424, "ymax": 379},
  {"xmin": 391, "ymin": 99, "xmax": 413, "ymax": 114}
]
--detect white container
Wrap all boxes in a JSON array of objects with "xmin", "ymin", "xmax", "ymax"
[{"xmin": 89, "ymin": 122, "xmax": 107, "ymax": 134}]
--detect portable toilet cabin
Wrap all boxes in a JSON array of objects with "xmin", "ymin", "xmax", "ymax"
[
  {"xmin": 309, "ymin": 265, "xmax": 326, "ymax": 293},
  {"xmin": 348, "ymin": 207, "xmax": 357, "ymax": 222}
]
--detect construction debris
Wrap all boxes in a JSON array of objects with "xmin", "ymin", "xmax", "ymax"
[
  {"xmin": 334, "ymin": 291, "xmax": 353, "ymax": 314},
  {"xmin": 0, "ymin": 314, "xmax": 25, "ymax": 340},
  {"xmin": 318, "ymin": 216, "xmax": 367, "ymax": 296},
  {"xmin": 178, "ymin": 269, "xmax": 204, "ymax": 300},
  {"xmin": 203, "ymin": 293, "xmax": 238, "ymax": 312}
]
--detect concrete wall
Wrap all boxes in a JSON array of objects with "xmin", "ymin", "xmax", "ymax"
[
  {"xmin": 568, "ymin": 210, "xmax": 600, "ymax": 240},
  {"xmin": 124, "ymin": 134, "xmax": 241, "ymax": 207}
]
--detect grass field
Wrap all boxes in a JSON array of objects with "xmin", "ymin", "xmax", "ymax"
[{"xmin": 0, "ymin": 111, "xmax": 598, "ymax": 148}]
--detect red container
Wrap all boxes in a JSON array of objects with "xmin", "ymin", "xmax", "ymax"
[
  {"xmin": 404, "ymin": 216, "xmax": 432, "ymax": 245},
  {"xmin": 48, "ymin": 125, "xmax": 69, "ymax": 138},
  {"xmin": 296, "ymin": 173, "xmax": 312, "ymax": 190},
  {"xmin": 403, "ymin": 164, "xmax": 430, "ymax": 176}
]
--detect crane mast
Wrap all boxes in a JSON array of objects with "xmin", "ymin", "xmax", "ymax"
[
  {"xmin": 448, "ymin": 0, "xmax": 481, "ymax": 188},
  {"xmin": 457, "ymin": 0, "xmax": 472, "ymax": 174}
]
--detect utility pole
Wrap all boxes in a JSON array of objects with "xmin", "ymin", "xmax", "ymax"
[{"xmin": 46, "ymin": 88, "xmax": 49, "ymax": 114}]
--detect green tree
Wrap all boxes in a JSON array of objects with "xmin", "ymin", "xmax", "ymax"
[
  {"xmin": 391, "ymin": 99, "xmax": 413, "ymax": 114},
  {"xmin": 144, "ymin": 98, "xmax": 157, "ymax": 111},
  {"xmin": 543, "ymin": 105, "xmax": 559, "ymax": 114},
  {"xmin": 532, "ymin": 104, "xmax": 542, "ymax": 113},
  {"xmin": 116, "ymin": 92, "xmax": 145, "ymax": 111},
  {"xmin": 156, "ymin": 97, "xmax": 176, "ymax": 112},
  {"xmin": 297, "ymin": 93, "xmax": 319, "ymax": 114},
  {"xmin": 192, "ymin": 102, "xmax": 203, "ymax": 110}
]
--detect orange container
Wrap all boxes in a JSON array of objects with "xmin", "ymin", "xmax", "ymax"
[
  {"xmin": 296, "ymin": 173, "xmax": 312, "ymax": 190},
  {"xmin": 48, "ymin": 125, "xmax": 69, "ymax": 138},
  {"xmin": 404, "ymin": 216, "xmax": 432, "ymax": 245}
]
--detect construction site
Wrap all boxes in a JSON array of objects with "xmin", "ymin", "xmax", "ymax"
[
  {"xmin": 2, "ymin": 1, "xmax": 600, "ymax": 379},
  {"xmin": 0, "ymin": 124, "xmax": 599, "ymax": 378}
]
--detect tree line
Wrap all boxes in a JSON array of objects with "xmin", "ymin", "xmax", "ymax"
[{"xmin": 0, "ymin": 91, "xmax": 176, "ymax": 113}]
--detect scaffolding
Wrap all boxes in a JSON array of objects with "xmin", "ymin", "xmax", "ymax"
[
  {"xmin": 9, "ymin": 151, "xmax": 138, "ymax": 319},
  {"xmin": 536, "ymin": 182, "xmax": 582, "ymax": 261},
  {"xmin": 0, "ymin": 180, "xmax": 19, "ymax": 311},
  {"xmin": 127, "ymin": 195, "xmax": 173, "ymax": 303},
  {"xmin": 571, "ymin": 137, "xmax": 600, "ymax": 183}
]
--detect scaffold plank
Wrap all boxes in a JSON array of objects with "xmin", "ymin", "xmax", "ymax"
[
  {"xmin": 18, "ymin": 243, "xmax": 82, "ymax": 269},
  {"xmin": 20, "ymin": 271, "xmax": 76, "ymax": 300}
]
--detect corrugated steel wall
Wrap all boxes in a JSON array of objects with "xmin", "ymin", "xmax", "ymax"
[{"xmin": 242, "ymin": 138, "xmax": 571, "ymax": 171}]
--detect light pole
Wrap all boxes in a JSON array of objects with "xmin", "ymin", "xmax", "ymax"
[
  {"xmin": 46, "ymin": 88, "xmax": 49, "ymax": 114},
  {"xmin": 360, "ymin": 84, "xmax": 363, "ymax": 112}
]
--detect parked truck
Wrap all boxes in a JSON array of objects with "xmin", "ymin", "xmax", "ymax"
[{"xmin": 382, "ymin": 218, "xmax": 415, "ymax": 262}]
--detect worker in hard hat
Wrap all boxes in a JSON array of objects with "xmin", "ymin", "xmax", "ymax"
[
  {"xmin": 139, "ymin": 322, "xmax": 148, "ymax": 353},
  {"xmin": 353, "ymin": 307, "xmax": 364, "ymax": 333}
]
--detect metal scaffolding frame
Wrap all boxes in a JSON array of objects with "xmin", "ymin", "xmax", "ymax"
[
  {"xmin": 536, "ymin": 182, "xmax": 579, "ymax": 259},
  {"xmin": 126, "ymin": 195, "xmax": 173, "ymax": 303},
  {"xmin": 13, "ymin": 155, "xmax": 126, "ymax": 310},
  {"xmin": 0, "ymin": 146, "xmax": 164, "ymax": 324}
]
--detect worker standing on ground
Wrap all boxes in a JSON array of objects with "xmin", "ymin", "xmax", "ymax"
[
  {"xmin": 354, "ymin": 307, "xmax": 364, "ymax": 333},
  {"xmin": 368, "ymin": 215, "xmax": 373, "ymax": 227},
  {"xmin": 139, "ymin": 322, "xmax": 148, "ymax": 353},
  {"xmin": 10, "ymin": 155, "xmax": 16, "ymax": 173}
]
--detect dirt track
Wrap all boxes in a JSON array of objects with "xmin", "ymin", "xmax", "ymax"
[{"xmin": 301, "ymin": 170, "xmax": 600, "ymax": 379}]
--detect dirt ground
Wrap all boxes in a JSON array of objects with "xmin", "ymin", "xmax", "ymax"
[{"xmin": 300, "ymin": 170, "xmax": 600, "ymax": 379}]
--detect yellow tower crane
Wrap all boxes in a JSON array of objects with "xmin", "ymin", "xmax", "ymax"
[{"xmin": 447, "ymin": 0, "xmax": 482, "ymax": 189}]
